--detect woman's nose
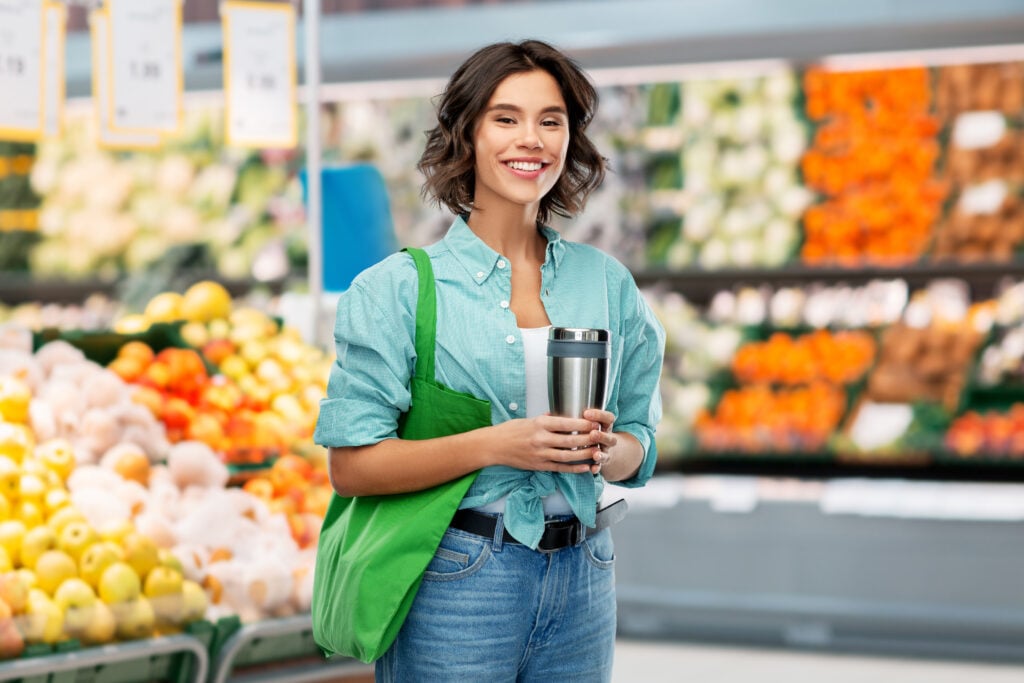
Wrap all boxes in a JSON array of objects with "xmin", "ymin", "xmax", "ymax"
[{"xmin": 517, "ymin": 126, "xmax": 542, "ymax": 149}]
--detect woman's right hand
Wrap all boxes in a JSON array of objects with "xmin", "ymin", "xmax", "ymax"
[{"xmin": 487, "ymin": 415, "xmax": 602, "ymax": 473}]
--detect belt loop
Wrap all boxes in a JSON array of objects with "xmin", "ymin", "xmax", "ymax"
[{"xmin": 492, "ymin": 513, "xmax": 505, "ymax": 552}]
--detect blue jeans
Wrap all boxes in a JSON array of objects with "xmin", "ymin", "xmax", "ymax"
[{"xmin": 376, "ymin": 515, "xmax": 617, "ymax": 682}]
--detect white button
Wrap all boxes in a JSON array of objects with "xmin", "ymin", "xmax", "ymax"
[
  {"xmin": 497, "ymin": 260, "xmax": 507, "ymax": 269},
  {"xmin": 509, "ymin": 402, "xmax": 519, "ymax": 411},
  {"xmin": 476, "ymin": 271, "xmax": 484, "ymax": 278},
  {"xmin": 500, "ymin": 300, "xmax": 509, "ymax": 309},
  {"xmin": 505, "ymin": 335, "xmax": 515, "ymax": 344}
]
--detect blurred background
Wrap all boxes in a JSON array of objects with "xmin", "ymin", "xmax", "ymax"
[{"xmin": 2, "ymin": 1, "xmax": 1024, "ymax": 680}]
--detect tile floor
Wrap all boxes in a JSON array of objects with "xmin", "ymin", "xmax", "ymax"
[{"xmin": 612, "ymin": 639, "xmax": 1024, "ymax": 682}]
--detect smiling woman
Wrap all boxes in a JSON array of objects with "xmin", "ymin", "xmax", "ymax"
[{"xmin": 314, "ymin": 39, "xmax": 665, "ymax": 682}]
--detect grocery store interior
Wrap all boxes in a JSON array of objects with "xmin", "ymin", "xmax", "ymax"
[{"xmin": 2, "ymin": 0, "xmax": 1024, "ymax": 681}]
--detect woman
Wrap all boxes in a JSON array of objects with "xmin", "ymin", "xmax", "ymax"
[{"xmin": 314, "ymin": 39, "xmax": 665, "ymax": 681}]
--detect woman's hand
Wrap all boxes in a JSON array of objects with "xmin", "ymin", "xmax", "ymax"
[
  {"xmin": 488, "ymin": 414, "xmax": 607, "ymax": 474},
  {"xmin": 582, "ymin": 408, "xmax": 618, "ymax": 475}
]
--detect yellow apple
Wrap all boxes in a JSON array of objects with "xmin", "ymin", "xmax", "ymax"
[
  {"xmin": 53, "ymin": 577, "xmax": 96, "ymax": 637},
  {"xmin": 0, "ymin": 548, "xmax": 11, "ymax": 573},
  {"xmin": 143, "ymin": 292, "xmax": 185, "ymax": 324},
  {"xmin": 15, "ymin": 500, "xmax": 43, "ymax": 528},
  {"xmin": 0, "ymin": 520, "xmax": 26, "ymax": 566},
  {"xmin": 34, "ymin": 549, "xmax": 77, "ymax": 596},
  {"xmin": 80, "ymin": 599, "xmax": 116, "ymax": 645},
  {"xmin": 0, "ymin": 495, "xmax": 10, "ymax": 522},
  {"xmin": 19, "ymin": 525, "xmax": 57, "ymax": 570},
  {"xmin": 0, "ymin": 457, "xmax": 20, "ymax": 499},
  {"xmin": 35, "ymin": 439, "xmax": 76, "ymax": 482},
  {"xmin": 207, "ymin": 318, "xmax": 231, "ymax": 341},
  {"xmin": 112, "ymin": 597, "xmax": 155, "ymax": 640},
  {"xmin": 120, "ymin": 533, "xmax": 159, "ymax": 580},
  {"xmin": 179, "ymin": 321, "xmax": 210, "ymax": 349},
  {"xmin": 0, "ymin": 424, "xmax": 32, "ymax": 463},
  {"xmin": 43, "ymin": 489, "xmax": 70, "ymax": 516},
  {"xmin": 58, "ymin": 521, "xmax": 99, "ymax": 563},
  {"xmin": 15, "ymin": 569, "xmax": 36, "ymax": 591},
  {"xmin": 22, "ymin": 589, "xmax": 63, "ymax": 644},
  {"xmin": 46, "ymin": 507, "xmax": 86, "ymax": 535},
  {"xmin": 0, "ymin": 377, "xmax": 31, "ymax": 424},
  {"xmin": 98, "ymin": 562, "xmax": 141, "ymax": 604},
  {"xmin": 157, "ymin": 549, "xmax": 184, "ymax": 575},
  {"xmin": 97, "ymin": 519, "xmax": 134, "ymax": 545},
  {"xmin": 79, "ymin": 541, "xmax": 124, "ymax": 590},
  {"xmin": 17, "ymin": 473, "xmax": 46, "ymax": 504},
  {"xmin": 143, "ymin": 566, "xmax": 184, "ymax": 625},
  {"xmin": 180, "ymin": 580, "xmax": 208, "ymax": 624}
]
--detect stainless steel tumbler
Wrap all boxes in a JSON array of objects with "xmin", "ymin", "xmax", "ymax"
[{"xmin": 548, "ymin": 328, "xmax": 610, "ymax": 461}]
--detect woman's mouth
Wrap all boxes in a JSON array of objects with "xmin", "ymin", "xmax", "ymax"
[{"xmin": 504, "ymin": 160, "xmax": 547, "ymax": 177}]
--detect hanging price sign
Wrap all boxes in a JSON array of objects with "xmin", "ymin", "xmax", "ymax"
[
  {"xmin": 222, "ymin": 1, "xmax": 297, "ymax": 149},
  {"xmin": 106, "ymin": 0, "xmax": 182, "ymax": 134},
  {"xmin": 0, "ymin": 0, "xmax": 44, "ymax": 141},
  {"xmin": 43, "ymin": 2, "xmax": 66, "ymax": 138},
  {"xmin": 90, "ymin": 11, "xmax": 161, "ymax": 150}
]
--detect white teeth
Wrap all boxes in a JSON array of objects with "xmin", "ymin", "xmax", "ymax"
[{"xmin": 507, "ymin": 161, "xmax": 543, "ymax": 172}]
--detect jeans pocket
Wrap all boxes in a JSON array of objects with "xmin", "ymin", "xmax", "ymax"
[
  {"xmin": 583, "ymin": 528, "xmax": 615, "ymax": 570},
  {"xmin": 423, "ymin": 528, "xmax": 492, "ymax": 582}
]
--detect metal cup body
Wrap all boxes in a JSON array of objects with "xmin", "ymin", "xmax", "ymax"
[{"xmin": 548, "ymin": 327, "xmax": 610, "ymax": 417}]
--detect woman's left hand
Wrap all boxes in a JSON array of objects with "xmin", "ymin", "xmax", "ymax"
[{"xmin": 582, "ymin": 408, "xmax": 617, "ymax": 475}]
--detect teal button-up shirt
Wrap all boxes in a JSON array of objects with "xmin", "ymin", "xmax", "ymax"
[{"xmin": 314, "ymin": 216, "xmax": 665, "ymax": 548}]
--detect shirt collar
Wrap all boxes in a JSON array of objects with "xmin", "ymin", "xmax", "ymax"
[{"xmin": 443, "ymin": 215, "xmax": 566, "ymax": 285}]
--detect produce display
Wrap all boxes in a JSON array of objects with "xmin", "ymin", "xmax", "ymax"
[
  {"xmin": 643, "ymin": 73, "xmax": 812, "ymax": 269},
  {"xmin": 0, "ymin": 281, "xmax": 338, "ymax": 659},
  {"xmin": 649, "ymin": 277, "xmax": 1024, "ymax": 465},
  {"xmin": 800, "ymin": 67, "xmax": 947, "ymax": 265}
]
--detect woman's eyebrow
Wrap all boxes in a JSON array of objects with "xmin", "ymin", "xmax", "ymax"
[{"xmin": 486, "ymin": 103, "xmax": 568, "ymax": 116}]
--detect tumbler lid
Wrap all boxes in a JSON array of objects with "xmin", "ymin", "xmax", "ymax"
[{"xmin": 547, "ymin": 328, "xmax": 610, "ymax": 359}]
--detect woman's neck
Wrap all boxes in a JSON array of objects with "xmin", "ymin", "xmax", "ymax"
[{"xmin": 466, "ymin": 205, "xmax": 545, "ymax": 261}]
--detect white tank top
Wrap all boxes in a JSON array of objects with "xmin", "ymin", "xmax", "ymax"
[{"xmin": 475, "ymin": 326, "xmax": 573, "ymax": 516}]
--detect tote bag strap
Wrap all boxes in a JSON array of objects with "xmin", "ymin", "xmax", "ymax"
[{"xmin": 402, "ymin": 247, "xmax": 436, "ymax": 384}]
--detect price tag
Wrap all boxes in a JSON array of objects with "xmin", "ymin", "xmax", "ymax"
[
  {"xmin": 0, "ymin": 0, "xmax": 44, "ymax": 140},
  {"xmin": 106, "ymin": 0, "xmax": 182, "ymax": 134},
  {"xmin": 43, "ymin": 2, "xmax": 66, "ymax": 138},
  {"xmin": 90, "ymin": 11, "xmax": 162, "ymax": 150},
  {"xmin": 222, "ymin": 1, "xmax": 297, "ymax": 149}
]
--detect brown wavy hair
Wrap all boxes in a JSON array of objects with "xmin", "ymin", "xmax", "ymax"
[{"xmin": 418, "ymin": 40, "xmax": 606, "ymax": 224}]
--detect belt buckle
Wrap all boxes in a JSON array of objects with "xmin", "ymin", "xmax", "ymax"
[{"xmin": 536, "ymin": 519, "xmax": 582, "ymax": 554}]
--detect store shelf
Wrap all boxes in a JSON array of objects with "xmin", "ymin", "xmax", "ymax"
[
  {"xmin": 208, "ymin": 615, "xmax": 371, "ymax": 683},
  {"xmin": 633, "ymin": 260, "xmax": 1024, "ymax": 305},
  {"xmin": 613, "ymin": 478, "xmax": 1024, "ymax": 663},
  {"xmin": 0, "ymin": 275, "xmax": 296, "ymax": 306},
  {"xmin": 0, "ymin": 633, "xmax": 210, "ymax": 683}
]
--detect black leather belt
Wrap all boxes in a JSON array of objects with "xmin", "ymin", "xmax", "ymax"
[{"xmin": 450, "ymin": 499, "xmax": 628, "ymax": 553}]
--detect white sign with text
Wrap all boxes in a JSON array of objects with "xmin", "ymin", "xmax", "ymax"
[
  {"xmin": 107, "ymin": 0, "xmax": 182, "ymax": 134},
  {"xmin": 222, "ymin": 1, "xmax": 297, "ymax": 148},
  {"xmin": 0, "ymin": 0, "xmax": 45, "ymax": 140},
  {"xmin": 43, "ymin": 2, "xmax": 66, "ymax": 138}
]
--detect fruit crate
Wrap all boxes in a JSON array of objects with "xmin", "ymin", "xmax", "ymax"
[
  {"xmin": 32, "ymin": 323, "xmax": 191, "ymax": 368},
  {"xmin": 207, "ymin": 614, "xmax": 371, "ymax": 683},
  {"xmin": 0, "ymin": 621, "xmax": 213, "ymax": 683}
]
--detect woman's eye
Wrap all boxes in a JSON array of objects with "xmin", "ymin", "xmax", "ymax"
[
  {"xmin": 495, "ymin": 116, "xmax": 516, "ymax": 124},
  {"xmin": 542, "ymin": 119, "xmax": 564, "ymax": 127}
]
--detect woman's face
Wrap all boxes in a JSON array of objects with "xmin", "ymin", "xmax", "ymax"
[{"xmin": 471, "ymin": 69, "xmax": 569, "ymax": 216}]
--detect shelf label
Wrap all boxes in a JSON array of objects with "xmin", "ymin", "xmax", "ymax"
[
  {"xmin": 222, "ymin": 1, "xmax": 297, "ymax": 149},
  {"xmin": 90, "ymin": 10, "xmax": 162, "ymax": 150},
  {"xmin": 43, "ymin": 2, "xmax": 66, "ymax": 138},
  {"xmin": 0, "ymin": 0, "xmax": 45, "ymax": 141},
  {"xmin": 106, "ymin": 0, "xmax": 183, "ymax": 134},
  {"xmin": 959, "ymin": 179, "xmax": 1007, "ymax": 216}
]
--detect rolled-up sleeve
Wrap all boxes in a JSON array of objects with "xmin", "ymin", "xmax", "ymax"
[
  {"xmin": 609, "ymin": 284, "xmax": 666, "ymax": 488},
  {"xmin": 313, "ymin": 262, "xmax": 416, "ymax": 448}
]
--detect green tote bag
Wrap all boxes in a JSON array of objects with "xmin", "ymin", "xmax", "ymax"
[{"xmin": 311, "ymin": 247, "xmax": 492, "ymax": 663}]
